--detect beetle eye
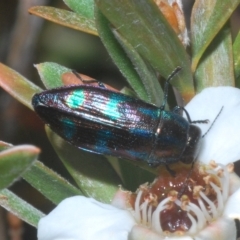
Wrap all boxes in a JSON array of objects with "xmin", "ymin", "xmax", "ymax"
[{"xmin": 180, "ymin": 125, "xmax": 201, "ymax": 164}]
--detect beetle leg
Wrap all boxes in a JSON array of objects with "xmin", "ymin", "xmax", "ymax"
[
  {"xmin": 178, "ymin": 160, "xmax": 196, "ymax": 198},
  {"xmin": 160, "ymin": 66, "xmax": 182, "ymax": 110},
  {"xmin": 72, "ymin": 70, "xmax": 106, "ymax": 88},
  {"xmin": 174, "ymin": 106, "xmax": 208, "ymax": 124},
  {"xmin": 165, "ymin": 164, "xmax": 176, "ymax": 177}
]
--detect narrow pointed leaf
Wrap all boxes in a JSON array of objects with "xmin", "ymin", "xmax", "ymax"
[
  {"xmin": 95, "ymin": 0, "xmax": 194, "ymax": 102},
  {"xmin": 29, "ymin": 6, "xmax": 97, "ymax": 36},
  {"xmin": 63, "ymin": 0, "xmax": 94, "ymax": 19},
  {"xmin": 120, "ymin": 86, "xmax": 137, "ymax": 97},
  {"xmin": 112, "ymin": 29, "xmax": 163, "ymax": 106},
  {"xmin": 233, "ymin": 31, "xmax": 240, "ymax": 85},
  {"xmin": 0, "ymin": 63, "xmax": 41, "ymax": 110},
  {"xmin": 194, "ymin": 25, "xmax": 235, "ymax": 92},
  {"xmin": 0, "ymin": 141, "xmax": 12, "ymax": 151},
  {"xmin": 0, "ymin": 189, "xmax": 44, "ymax": 227},
  {"xmin": 35, "ymin": 62, "xmax": 71, "ymax": 89},
  {"xmin": 95, "ymin": 9, "xmax": 149, "ymax": 102},
  {"xmin": 46, "ymin": 127, "xmax": 121, "ymax": 204},
  {"xmin": 23, "ymin": 161, "xmax": 82, "ymax": 205},
  {"xmin": 191, "ymin": 0, "xmax": 240, "ymax": 72},
  {"xmin": 0, "ymin": 145, "xmax": 40, "ymax": 189},
  {"xmin": 0, "ymin": 142, "xmax": 80, "ymax": 204}
]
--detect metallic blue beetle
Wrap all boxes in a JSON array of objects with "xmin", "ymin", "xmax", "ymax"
[{"xmin": 32, "ymin": 68, "xmax": 203, "ymax": 168}]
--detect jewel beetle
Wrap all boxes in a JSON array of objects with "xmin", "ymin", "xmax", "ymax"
[{"xmin": 32, "ymin": 67, "xmax": 205, "ymax": 169}]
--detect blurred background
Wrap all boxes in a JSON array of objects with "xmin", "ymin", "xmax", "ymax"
[{"xmin": 0, "ymin": 1, "xmax": 240, "ymax": 239}]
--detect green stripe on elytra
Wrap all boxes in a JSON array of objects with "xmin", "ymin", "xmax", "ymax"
[
  {"xmin": 66, "ymin": 90, "xmax": 121, "ymax": 120},
  {"xmin": 103, "ymin": 95, "xmax": 121, "ymax": 120},
  {"xmin": 66, "ymin": 89, "xmax": 85, "ymax": 108}
]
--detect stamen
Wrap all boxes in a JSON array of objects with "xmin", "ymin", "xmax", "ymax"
[
  {"xmin": 140, "ymin": 200, "xmax": 148, "ymax": 224},
  {"xmin": 197, "ymin": 197, "xmax": 212, "ymax": 221},
  {"xmin": 187, "ymin": 212, "xmax": 197, "ymax": 234},
  {"xmin": 185, "ymin": 202, "xmax": 206, "ymax": 230},
  {"xmin": 220, "ymin": 164, "xmax": 230, "ymax": 201},
  {"xmin": 152, "ymin": 197, "xmax": 171, "ymax": 233},
  {"xmin": 210, "ymin": 182, "xmax": 224, "ymax": 214},
  {"xmin": 129, "ymin": 161, "xmax": 233, "ymax": 237},
  {"xmin": 134, "ymin": 190, "xmax": 143, "ymax": 222},
  {"xmin": 199, "ymin": 191, "xmax": 218, "ymax": 218},
  {"xmin": 147, "ymin": 205, "xmax": 153, "ymax": 226}
]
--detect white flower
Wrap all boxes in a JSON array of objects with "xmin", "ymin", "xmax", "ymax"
[
  {"xmin": 38, "ymin": 196, "xmax": 136, "ymax": 240},
  {"xmin": 185, "ymin": 87, "xmax": 240, "ymax": 165},
  {"xmin": 38, "ymin": 87, "xmax": 240, "ymax": 240}
]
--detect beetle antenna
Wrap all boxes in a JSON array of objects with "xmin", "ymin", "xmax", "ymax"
[
  {"xmin": 202, "ymin": 106, "xmax": 223, "ymax": 138},
  {"xmin": 161, "ymin": 66, "xmax": 182, "ymax": 110}
]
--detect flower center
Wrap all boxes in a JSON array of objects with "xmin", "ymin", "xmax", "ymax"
[{"xmin": 129, "ymin": 161, "xmax": 233, "ymax": 236}]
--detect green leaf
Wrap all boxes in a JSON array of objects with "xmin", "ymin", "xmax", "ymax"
[
  {"xmin": 0, "ymin": 142, "xmax": 81, "ymax": 204},
  {"xmin": 29, "ymin": 6, "xmax": 97, "ymax": 36},
  {"xmin": 23, "ymin": 161, "xmax": 82, "ymax": 205},
  {"xmin": 0, "ymin": 63, "xmax": 42, "ymax": 110},
  {"xmin": 112, "ymin": 29, "xmax": 164, "ymax": 106},
  {"xmin": 35, "ymin": 62, "xmax": 71, "ymax": 89},
  {"xmin": 63, "ymin": 0, "xmax": 94, "ymax": 19},
  {"xmin": 0, "ymin": 141, "xmax": 12, "ymax": 151},
  {"xmin": 0, "ymin": 189, "xmax": 44, "ymax": 227},
  {"xmin": 120, "ymin": 87, "xmax": 137, "ymax": 97},
  {"xmin": 95, "ymin": 9, "xmax": 149, "ymax": 103},
  {"xmin": 108, "ymin": 156, "xmax": 156, "ymax": 191},
  {"xmin": 0, "ymin": 145, "xmax": 40, "ymax": 190},
  {"xmin": 191, "ymin": 0, "xmax": 240, "ymax": 72},
  {"xmin": 95, "ymin": 0, "xmax": 194, "ymax": 103},
  {"xmin": 194, "ymin": 25, "xmax": 235, "ymax": 92},
  {"xmin": 233, "ymin": 31, "xmax": 240, "ymax": 85},
  {"xmin": 46, "ymin": 127, "xmax": 121, "ymax": 204}
]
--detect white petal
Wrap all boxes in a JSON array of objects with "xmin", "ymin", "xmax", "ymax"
[
  {"xmin": 229, "ymin": 172, "xmax": 240, "ymax": 195},
  {"xmin": 224, "ymin": 187, "xmax": 240, "ymax": 219},
  {"xmin": 194, "ymin": 217, "xmax": 236, "ymax": 240},
  {"xmin": 38, "ymin": 196, "xmax": 136, "ymax": 240},
  {"xmin": 128, "ymin": 225, "xmax": 163, "ymax": 240},
  {"xmin": 185, "ymin": 87, "xmax": 240, "ymax": 164}
]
